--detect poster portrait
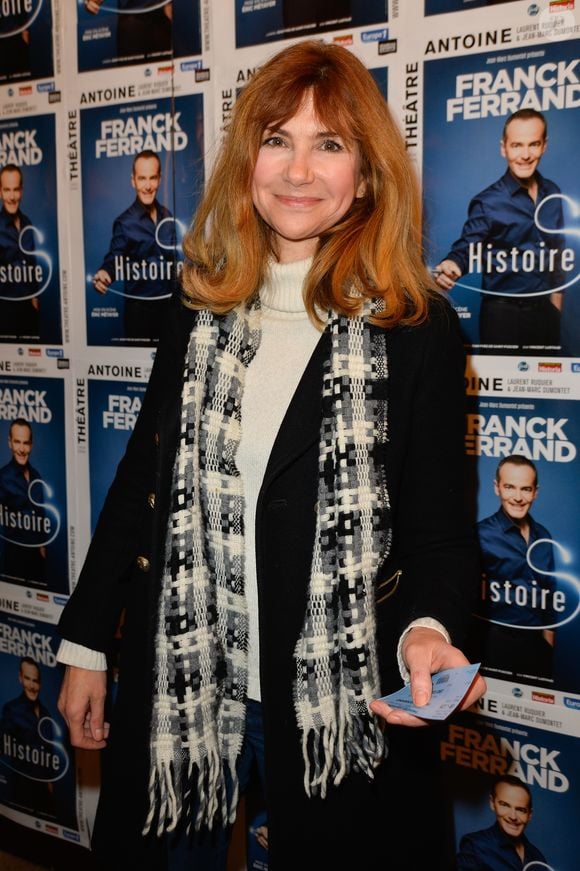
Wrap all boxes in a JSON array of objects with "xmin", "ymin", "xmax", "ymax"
[
  {"xmin": 80, "ymin": 91, "xmax": 204, "ymax": 347},
  {"xmin": 234, "ymin": 0, "xmax": 388, "ymax": 49},
  {"xmin": 0, "ymin": 113, "xmax": 62, "ymax": 345},
  {"xmin": 464, "ymin": 388, "xmax": 580, "ymax": 693},
  {"xmin": 0, "ymin": 0, "xmax": 54, "ymax": 84},
  {"xmin": 0, "ymin": 375, "xmax": 69, "ymax": 594},
  {"xmin": 0, "ymin": 613, "xmax": 79, "ymax": 836},
  {"xmin": 76, "ymin": 0, "xmax": 202, "ymax": 72},
  {"xmin": 423, "ymin": 38, "xmax": 580, "ymax": 356}
]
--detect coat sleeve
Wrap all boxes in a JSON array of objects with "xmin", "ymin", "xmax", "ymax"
[
  {"xmin": 58, "ymin": 295, "xmax": 194, "ymax": 652},
  {"xmin": 376, "ymin": 297, "xmax": 480, "ymax": 680}
]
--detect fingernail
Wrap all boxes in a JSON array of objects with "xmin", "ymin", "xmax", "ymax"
[{"xmin": 414, "ymin": 690, "xmax": 428, "ymax": 706}]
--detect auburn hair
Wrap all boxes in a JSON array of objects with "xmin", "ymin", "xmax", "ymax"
[{"xmin": 181, "ymin": 39, "xmax": 436, "ymax": 327}]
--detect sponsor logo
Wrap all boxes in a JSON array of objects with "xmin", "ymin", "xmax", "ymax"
[
  {"xmin": 144, "ymin": 68, "xmax": 152, "ymax": 77},
  {"xmin": 45, "ymin": 824, "xmax": 59, "ymax": 835},
  {"xmin": 512, "ymin": 687, "xmax": 523, "ymax": 697},
  {"xmin": 517, "ymin": 361, "xmax": 529, "ymax": 371},
  {"xmin": 19, "ymin": 86, "xmax": 32, "ymax": 96},
  {"xmin": 7, "ymin": 88, "xmax": 14, "ymax": 98},
  {"xmin": 195, "ymin": 69, "xmax": 210, "ymax": 83},
  {"xmin": 46, "ymin": 348, "xmax": 64, "ymax": 358},
  {"xmin": 378, "ymin": 39, "xmax": 397, "ymax": 55},
  {"xmin": 36, "ymin": 593, "xmax": 49, "ymax": 602},
  {"xmin": 532, "ymin": 691, "xmax": 555, "ymax": 704},
  {"xmin": 48, "ymin": 92, "xmax": 62, "ymax": 104},
  {"xmin": 180, "ymin": 60, "xmax": 203, "ymax": 72},
  {"xmin": 157, "ymin": 65, "xmax": 173, "ymax": 75},
  {"xmin": 53, "ymin": 595, "xmax": 69, "ymax": 606},
  {"xmin": 571, "ymin": 362, "xmax": 580, "ymax": 373},
  {"xmin": 37, "ymin": 82, "xmax": 56, "ymax": 93},
  {"xmin": 28, "ymin": 348, "xmax": 41, "ymax": 357},
  {"xmin": 549, "ymin": 1, "xmax": 574, "ymax": 11},
  {"xmin": 333, "ymin": 35, "xmax": 353, "ymax": 46},
  {"xmin": 57, "ymin": 359, "xmax": 70, "ymax": 369},
  {"xmin": 528, "ymin": 3, "xmax": 540, "ymax": 13},
  {"xmin": 362, "ymin": 28, "xmax": 388, "ymax": 43},
  {"xmin": 17, "ymin": 347, "xmax": 24, "ymax": 356},
  {"xmin": 564, "ymin": 697, "xmax": 580, "ymax": 709},
  {"xmin": 63, "ymin": 829, "xmax": 81, "ymax": 843},
  {"xmin": 538, "ymin": 362, "xmax": 562, "ymax": 373}
]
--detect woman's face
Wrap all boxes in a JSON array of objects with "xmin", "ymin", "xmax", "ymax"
[{"xmin": 251, "ymin": 92, "xmax": 365, "ymax": 263}]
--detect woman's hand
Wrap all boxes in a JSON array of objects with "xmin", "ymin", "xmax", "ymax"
[
  {"xmin": 369, "ymin": 626, "xmax": 486, "ymax": 727},
  {"xmin": 57, "ymin": 665, "xmax": 109, "ymax": 749}
]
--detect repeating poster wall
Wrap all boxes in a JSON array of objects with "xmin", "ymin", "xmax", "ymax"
[
  {"xmin": 80, "ymin": 91, "xmax": 204, "ymax": 347},
  {"xmin": 0, "ymin": 612, "xmax": 83, "ymax": 842},
  {"xmin": 0, "ymin": 374, "xmax": 69, "ymax": 596},
  {"xmin": 0, "ymin": 0, "xmax": 54, "ymax": 84},
  {"xmin": 76, "ymin": 0, "xmax": 202, "ymax": 72},
  {"xmin": 423, "ymin": 38, "xmax": 580, "ymax": 356},
  {"xmin": 0, "ymin": 112, "xmax": 62, "ymax": 344}
]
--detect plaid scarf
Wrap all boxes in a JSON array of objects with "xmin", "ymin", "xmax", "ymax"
[{"xmin": 144, "ymin": 299, "xmax": 391, "ymax": 836}]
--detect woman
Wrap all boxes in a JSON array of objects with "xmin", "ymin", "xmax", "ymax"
[{"xmin": 57, "ymin": 40, "xmax": 484, "ymax": 870}]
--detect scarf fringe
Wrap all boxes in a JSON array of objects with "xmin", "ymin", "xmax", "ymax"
[
  {"xmin": 300, "ymin": 705, "xmax": 386, "ymax": 799},
  {"xmin": 143, "ymin": 749, "xmax": 240, "ymax": 837}
]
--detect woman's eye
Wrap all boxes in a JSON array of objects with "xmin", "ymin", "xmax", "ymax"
[
  {"xmin": 262, "ymin": 135, "xmax": 285, "ymax": 147},
  {"xmin": 320, "ymin": 139, "xmax": 344, "ymax": 152}
]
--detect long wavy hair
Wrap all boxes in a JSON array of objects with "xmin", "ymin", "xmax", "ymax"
[{"xmin": 181, "ymin": 40, "xmax": 435, "ymax": 327}]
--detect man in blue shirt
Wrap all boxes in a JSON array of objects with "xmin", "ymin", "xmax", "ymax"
[
  {"xmin": 0, "ymin": 419, "xmax": 47, "ymax": 584},
  {"xmin": 456, "ymin": 775, "xmax": 548, "ymax": 870},
  {"xmin": 93, "ymin": 149, "xmax": 178, "ymax": 344},
  {"xmin": 435, "ymin": 109, "xmax": 566, "ymax": 355},
  {"xmin": 0, "ymin": 165, "xmax": 40, "ymax": 341},
  {"xmin": 472, "ymin": 455, "xmax": 556, "ymax": 681}
]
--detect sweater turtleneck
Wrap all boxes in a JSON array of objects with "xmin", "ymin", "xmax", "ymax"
[{"xmin": 237, "ymin": 257, "xmax": 322, "ymax": 702}]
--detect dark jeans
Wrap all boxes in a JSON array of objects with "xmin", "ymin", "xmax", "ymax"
[
  {"xmin": 123, "ymin": 297, "xmax": 170, "ymax": 343},
  {"xmin": 167, "ymin": 698, "xmax": 266, "ymax": 871},
  {"xmin": 479, "ymin": 294, "xmax": 561, "ymax": 354}
]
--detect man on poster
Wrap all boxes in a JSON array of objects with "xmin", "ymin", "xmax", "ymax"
[
  {"xmin": 93, "ymin": 149, "xmax": 178, "ymax": 343},
  {"xmin": 83, "ymin": 0, "xmax": 172, "ymax": 61},
  {"xmin": 472, "ymin": 454, "xmax": 556, "ymax": 679},
  {"xmin": 0, "ymin": 657, "xmax": 56, "ymax": 816},
  {"xmin": 456, "ymin": 775, "xmax": 548, "ymax": 869},
  {"xmin": 0, "ymin": 419, "xmax": 47, "ymax": 583},
  {"xmin": 434, "ymin": 109, "xmax": 567, "ymax": 354},
  {"xmin": 0, "ymin": 164, "xmax": 40, "ymax": 340}
]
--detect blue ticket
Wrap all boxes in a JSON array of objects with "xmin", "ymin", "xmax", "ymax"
[{"xmin": 376, "ymin": 663, "xmax": 481, "ymax": 720}]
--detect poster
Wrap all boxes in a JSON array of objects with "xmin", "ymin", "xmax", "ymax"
[
  {"xmin": 425, "ymin": 0, "xmax": 520, "ymax": 14},
  {"xmin": 80, "ymin": 90, "xmax": 204, "ymax": 347},
  {"xmin": 0, "ymin": 612, "xmax": 80, "ymax": 838},
  {"xmin": 0, "ymin": 374, "xmax": 69, "ymax": 594},
  {"xmin": 423, "ymin": 38, "xmax": 580, "ymax": 356},
  {"xmin": 441, "ymin": 708, "xmax": 579, "ymax": 871},
  {"xmin": 463, "ymin": 367, "xmax": 580, "ymax": 693},
  {"xmin": 76, "ymin": 0, "xmax": 202, "ymax": 72},
  {"xmin": 0, "ymin": 0, "xmax": 54, "ymax": 84},
  {"xmin": 234, "ymin": 0, "xmax": 388, "ymax": 49},
  {"xmin": 0, "ymin": 112, "xmax": 62, "ymax": 345}
]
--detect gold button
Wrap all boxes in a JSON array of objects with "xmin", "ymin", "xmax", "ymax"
[
  {"xmin": 147, "ymin": 492, "xmax": 156, "ymax": 509},
  {"xmin": 154, "ymin": 432, "xmax": 160, "ymax": 446},
  {"xmin": 136, "ymin": 556, "xmax": 150, "ymax": 572}
]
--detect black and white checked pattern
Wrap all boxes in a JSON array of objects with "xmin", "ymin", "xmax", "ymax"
[{"xmin": 145, "ymin": 300, "xmax": 391, "ymax": 835}]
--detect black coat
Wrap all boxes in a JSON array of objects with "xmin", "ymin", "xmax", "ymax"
[{"xmin": 59, "ymin": 293, "xmax": 479, "ymax": 869}]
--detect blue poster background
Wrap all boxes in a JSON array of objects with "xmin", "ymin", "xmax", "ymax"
[
  {"xmin": 0, "ymin": 376, "xmax": 68, "ymax": 594},
  {"xmin": 0, "ymin": 613, "xmax": 78, "ymax": 832},
  {"xmin": 425, "ymin": 0, "xmax": 520, "ymax": 14},
  {"xmin": 464, "ymin": 393, "xmax": 580, "ymax": 693},
  {"xmin": 234, "ymin": 0, "xmax": 387, "ymax": 49},
  {"xmin": 80, "ymin": 92, "xmax": 204, "ymax": 346},
  {"xmin": 88, "ymin": 378, "xmax": 145, "ymax": 533},
  {"xmin": 423, "ymin": 41, "xmax": 580, "ymax": 355},
  {"xmin": 0, "ymin": 113, "xmax": 62, "ymax": 345},
  {"xmin": 441, "ymin": 712, "xmax": 577, "ymax": 871},
  {"xmin": 0, "ymin": 0, "xmax": 53, "ymax": 84},
  {"xmin": 76, "ymin": 0, "xmax": 202, "ymax": 72}
]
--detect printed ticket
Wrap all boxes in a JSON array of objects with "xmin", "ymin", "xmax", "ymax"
[{"xmin": 376, "ymin": 663, "xmax": 481, "ymax": 720}]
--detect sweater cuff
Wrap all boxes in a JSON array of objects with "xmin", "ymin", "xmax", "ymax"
[
  {"xmin": 396, "ymin": 618, "xmax": 451, "ymax": 684},
  {"xmin": 57, "ymin": 640, "xmax": 107, "ymax": 671}
]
